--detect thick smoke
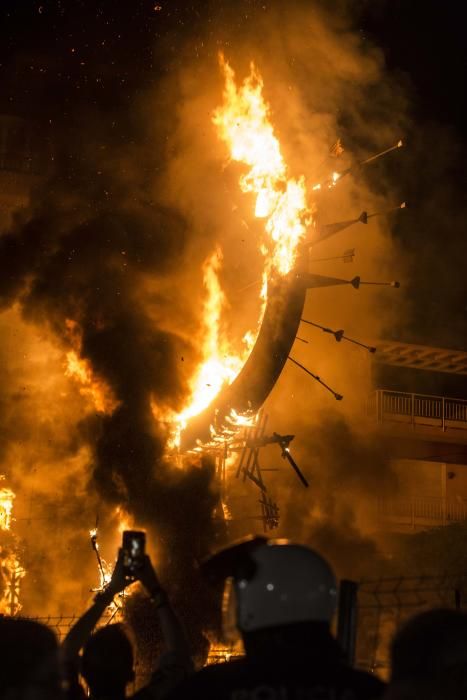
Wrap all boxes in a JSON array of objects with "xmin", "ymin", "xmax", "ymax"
[
  {"xmin": 0, "ymin": 154, "xmax": 224, "ymax": 648},
  {"xmin": 0, "ymin": 0, "xmax": 413, "ymax": 648}
]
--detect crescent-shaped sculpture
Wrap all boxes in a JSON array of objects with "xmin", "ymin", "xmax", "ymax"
[
  {"xmin": 181, "ymin": 260, "xmax": 307, "ymax": 448},
  {"xmin": 180, "ymin": 244, "xmax": 360, "ymax": 449}
]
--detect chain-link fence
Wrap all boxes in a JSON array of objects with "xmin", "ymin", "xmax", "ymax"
[{"xmin": 356, "ymin": 574, "xmax": 467, "ymax": 677}]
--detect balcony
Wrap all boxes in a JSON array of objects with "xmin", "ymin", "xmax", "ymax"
[
  {"xmin": 367, "ymin": 390, "xmax": 467, "ymax": 435},
  {"xmin": 377, "ymin": 496, "xmax": 467, "ymax": 529}
]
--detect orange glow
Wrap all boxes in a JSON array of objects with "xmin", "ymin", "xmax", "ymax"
[
  {"xmin": 0, "ymin": 552, "xmax": 26, "ymax": 615},
  {"xmin": 0, "ymin": 484, "xmax": 15, "ymax": 532},
  {"xmin": 0, "ymin": 479, "xmax": 25, "ymax": 615},
  {"xmin": 165, "ymin": 248, "xmax": 249, "ymax": 447},
  {"xmin": 166, "ymin": 56, "xmax": 313, "ymax": 444},
  {"xmin": 115, "ymin": 506, "xmax": 133, "ymax": 534},
  {"xmin": 64, "ymin": 320, "xmax": 119, "ymax": 414},
  {"xmin": 213, "ymin": 54, "xmax": 312, "ymax": 276},
  {"xmin": 180, "ymin": 248, "xmax": 244, "ymax": 420}
]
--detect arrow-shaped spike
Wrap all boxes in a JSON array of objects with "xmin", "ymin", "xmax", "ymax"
[
  {"xmin": 301, "ymin": 318, "xmax": 377, "ymax": 353},
  {"xmin": 315, "ymin": 217, "xmax": 362, "ymax": 241},
  {"xmin": 314, "ymin": 202, "xmax": 405, "ymax": 244},
  {"xmin": 360, "ymin": 139, "xmax": 404, "ymax": 166},
  {"xmin": 312, "ymin": 140, "xmax": 404, "ymax": 191},
  {"xmin": 300, "ymin": 273, "xmax": 355, "ymax": 289},
  {"xmin": 309, "ymin": 248, "xmax": 355, "ymax": 264},
  {"xmin": 358, "ymin": 279, "xmax": 401, "ymax": 287},
  {"xmin": 288, "ymin": 356, "xmax": 343, "ymax": 401},
  {"xmin": 282, "ymin": 447, "xmax": 309, "ymax": 488},
  {"xmin": 302, "ymin": 273, "xmax": 399, "ymax": 291},
  {"xmin": 367, "ymin": 202, "xmax": 407, "ymax": 220}
]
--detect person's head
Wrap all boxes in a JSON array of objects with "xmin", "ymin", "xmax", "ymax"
[
  {"xmin": 0, "ymin": 617, "xmax": 61, "ymax": 700},
  {"xmin": 81, "ymin": 623, "xmax": 134, "ymax": 698},
  {"xmin": 203, "ymin": 537, "xmax": 338, "ymax": 653},
  {"xmin": 390, "ymin": 608, "xmax": 467, "ymax": 684}
]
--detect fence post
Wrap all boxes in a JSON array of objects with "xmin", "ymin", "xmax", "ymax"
[
  {"xmin": 442, "ymin": 397, "xmax": 446, "ymax": 432},
  {"xmin": 337, "ymin": 579, "xmax": 359, "ymax": 667},
  {"xmin": 411, "ymin": 393, "xmax": 415, "ymax": 430}
]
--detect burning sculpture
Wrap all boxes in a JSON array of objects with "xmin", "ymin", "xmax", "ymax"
[
  {"xmin": 173, "ymin": 56, "xmax": 403, "ymax": 526},
  {"xmin": 0, "ymin": 39, "xmax": 405, "ymax": 626}
]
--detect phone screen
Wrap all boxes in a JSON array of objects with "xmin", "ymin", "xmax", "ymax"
[{"xmin": 122, "ymin": 530, "xmax": 146, "ymax": 573}]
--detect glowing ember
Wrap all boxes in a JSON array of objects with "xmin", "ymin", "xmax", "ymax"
[
  {"xmin": 0, "ymin": 483, "xmax": 15, "ymax": 531},
  {"xmin": 0, "ymin": 478, "xmax": 25, "ymax": 615},
  {"xmin": 0, "ymin": 552, "xmax": 26, "ymax": 615}
]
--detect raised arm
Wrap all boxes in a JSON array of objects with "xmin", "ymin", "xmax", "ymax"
[{"xmin": 62, "ymin": 549, "xmax": 127, "ymax": 659}]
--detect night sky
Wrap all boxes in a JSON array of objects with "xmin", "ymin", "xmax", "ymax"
[
  {"xmin": 1, "ymin": 0, "xmax": 466, "ymax": 347},
  {"xmin": 361, "ymin": 0, "xmax": 467, "ymax": 349}
]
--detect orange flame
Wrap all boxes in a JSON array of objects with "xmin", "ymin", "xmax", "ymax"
[
  {"xmin": 64, "ymin": 320, "xmax": 119, "ymax": 414},
  {"xmin": 0, "ymin": 484, "xmax": 15, "ymax": 532},
  {"xmin": 167, "ymin": 56, "xmax": 313, "ymax": 442},
  {"xmin": 0, "ymin": 552, "xmax": 26, "ymax": 615},
  {"xmin": 0, "ymin": 478, "xmax": 25, "ymax": 615},
  {"xmin": 213, "ymin": 54, "xmax": 312, "ymax": 276},
  {"xmin": 181, "ymin": 248, "xmax": 245, "ymax": 420},
  {"xmin": 163, "ymin": 248, "xmax": 250, "ymax": 447}
]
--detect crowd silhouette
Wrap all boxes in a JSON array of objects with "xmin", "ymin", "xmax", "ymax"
[{"xmin": 1, "ymin": 536, "xmax": 466, "ymax": 700}]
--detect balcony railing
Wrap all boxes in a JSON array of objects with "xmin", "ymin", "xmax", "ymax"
[
  {"xmin": 367, "ymin": 389, "xmax": 467, "ymax": 433},
  {"xmin": 377, "ymin": 496, "xmax": 467, "ymax": 528}
]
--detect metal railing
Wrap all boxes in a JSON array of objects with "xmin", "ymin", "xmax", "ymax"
[
  {"xmin": 377, "ymin": 496, "xmax": 467, "ymax": 527},
  {"xmin": 367, "ymin": 389, "xmax": 467, "ymax": 432}
]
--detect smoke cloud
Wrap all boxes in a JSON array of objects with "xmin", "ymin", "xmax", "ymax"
[{"xmin": 0, "ymin": 0, "xmax": 414, "ymax": 654}]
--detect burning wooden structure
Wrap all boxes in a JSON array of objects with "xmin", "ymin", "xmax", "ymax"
[{"xmin": 176, "ymin": 57, "xmax": 404, "ymax": 529}]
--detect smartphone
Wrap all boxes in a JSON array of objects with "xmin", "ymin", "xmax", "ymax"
[{"xmin": 122, "ymin": 530, "xmax": 146, "ymax": 576}]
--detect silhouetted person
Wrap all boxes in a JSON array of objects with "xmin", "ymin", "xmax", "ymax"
[
  {"xmin": 63, "ymin": 548, "xmax": 192, "ymax": 700},
  {"xmin": 0, "ymin": 616, "xmax": 62, "ymax": 700},
  {"xmin": 384, "ymin": 608, "xmax": 467, "ymax": 700},
  {"xmin": 81, "ymin": 624, "xmax": 134, "ymax": 700},
  {"xmin": 170, "ymin": 537, "xmax": 385, "ymax": 700}
]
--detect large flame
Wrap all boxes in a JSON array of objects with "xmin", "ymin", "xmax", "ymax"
[
  {"xmin": 213, "ymin": 54, "xmax": 312, "ymax": 276},
  {"xmin": 180, "ymin": 248, "xmax": 245, "ymax": 422},
  {"xmin": 162, "ymin": 248, "xmax": 251, "ymax": 448},
  {"xmin": 169, "ymin": 55, "xmax": 312, "ymax": 440}
]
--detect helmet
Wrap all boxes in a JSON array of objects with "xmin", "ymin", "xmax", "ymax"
[{"xmin": 205, "ymin": 538, "xmax": 338, "ymax": 636}]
